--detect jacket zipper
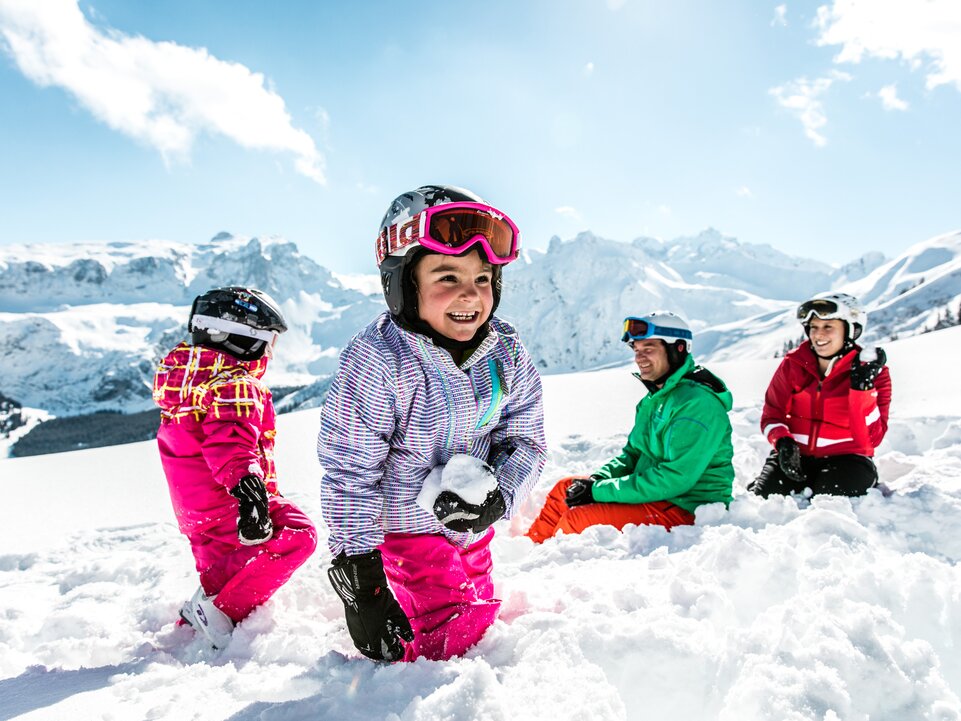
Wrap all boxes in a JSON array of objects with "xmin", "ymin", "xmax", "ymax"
[{"xmin": 809, "ymin": 380, "xmax": 823, "ymax": 454}]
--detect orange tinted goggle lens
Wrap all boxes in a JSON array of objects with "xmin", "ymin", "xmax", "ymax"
[
  {"xmin": 623, "ymin": 319, "xmax": 650, "ymax": 338},
  {"xmin": 427, "ymin": 208, "xmax": 516, "ymax": 258}
]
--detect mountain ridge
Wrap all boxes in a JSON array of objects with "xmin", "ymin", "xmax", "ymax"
[{"xmin": 1, "ymin": 228, "xmax": 957, "ymax": 429}]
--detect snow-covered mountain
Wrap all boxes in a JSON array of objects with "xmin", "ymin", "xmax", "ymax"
[
  {"xmin": 698, "ymin": 230, "xmax": 961, "ymax": 360},
  {"xmin": 0, "ymin": 233, "xmax": 383, "ymax": 415},
  {"xmin": 498, "ymin": 228, "xmax": 885, "ymax": 372},
  {"xmin": 1, "ymin": 228, "xmax": 957, "ymax": 425}
]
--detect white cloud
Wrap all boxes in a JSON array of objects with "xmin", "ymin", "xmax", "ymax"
[
  {"xmin": 606, "ymin": 0, "xmax": 626, "ymax": 10},
  {"xmin": 769, "ymin": 71, "xmax": 851, "ymax": 146},
  {"xmin": 878, "ymin": 83, "xmax": 909, "ymax": 111},
  {"xmin": 0, "ymin": 0, "xmax": 325, "ymax": 183},
  {"xmin": 772, "ymin": 5, "xmax": 788, "ymax": 27},
  {"xmin": 582, "ymin": 62, "xmax": 595, "ymax": 78},
  {"xmin": 736, "ymin": 186, "xmax": 754, "ymax": 198},
  {"xmin": 816, "ymin": 0, "xmax": 961, "ymax": 92},
  {"xmin": 657, "ymin": 204, "xmax": 671, "ymax": 215},
  {"xmin": 555, "ymin": 206, "xmax": 582, "ymax": 222}
]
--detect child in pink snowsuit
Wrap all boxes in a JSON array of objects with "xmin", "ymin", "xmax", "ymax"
[
  {"xmin": 319, "ymin": 186, "xmax": 547, "ymax": 662},
  {"xmin": 154, "ymin": 286, "xmax": 317, "ymax": 648}
]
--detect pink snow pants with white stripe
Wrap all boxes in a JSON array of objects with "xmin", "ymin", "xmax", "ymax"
[
  {"xmin": 188, "ymin": 498, "xmax": 317, "ymax": 623},
  {"xmin": 380, "ymin": 530, "xmax": 500, "ymax": 661}
]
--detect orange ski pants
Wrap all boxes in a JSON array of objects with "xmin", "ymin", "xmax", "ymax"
[{"xmin": 526, "ymin": 476, "xmax": 695, "ymax": 544}]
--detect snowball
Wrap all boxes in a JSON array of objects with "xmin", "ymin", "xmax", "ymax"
[
  {"xmin": 415, "ymin": 454, "xmax": 497, "ymax": 513},
  {"xmin": 860, "ymin": 346, "xmax": 879, "ymax": 363}
]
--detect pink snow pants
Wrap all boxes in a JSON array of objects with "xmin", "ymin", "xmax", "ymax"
[
  {"xmin": 380, "ymin": 530, "xmax": 500, "ymax": 662},
  {"xmin": 188, "ymin": 498, "xmax": 317, "ymax": 623}
]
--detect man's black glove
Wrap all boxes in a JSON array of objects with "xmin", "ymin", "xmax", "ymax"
[
  {"xmin": 432, "ymin": 489, "xmax": 506, "ymax": 533},
  {"xmin": 850, "ymin": 347, "xmax": 887, "ymax": 391},
  {"xmin": 327, "ymin": 550, "xmax": 414, "ymax": 662},
  {"xmin": 775, "ymin": 437, "xmax": 804, "ymax": 484},
  {"xmin": 229, "ymin": 475, "xmax": 273, "ymax": 545},
  {"xmin": 565, "ymin": 478, "xmax": 596, "ymax": 508}
]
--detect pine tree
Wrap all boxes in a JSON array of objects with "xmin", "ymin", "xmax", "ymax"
[{"xmin": 933, "ymin": 305, "xmax": 956, "ymax": 331}]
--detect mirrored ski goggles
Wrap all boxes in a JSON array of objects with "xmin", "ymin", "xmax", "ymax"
[
  {"xmin": 796, "ymin": 299, "xmax": 841, "ymax": 323},
  {"xmin": 621, "ymin": 317, "xmax": 694, "ymax": 344},
  {"xmin": 376, "ymin": 202, "xmax": 520, "ymax": 266},
  {"xmin": 191, "ymin": 314, "xmax": 280, "ymax": 345}
]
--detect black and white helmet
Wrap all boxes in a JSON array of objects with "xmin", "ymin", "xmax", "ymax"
[
  {"xmin": 376, "ymin": 185, "xmax": 504, "ymax": 321},
  {"xmin": 188, "ymin": 286, "xmax": 287, "ymax": 361}
]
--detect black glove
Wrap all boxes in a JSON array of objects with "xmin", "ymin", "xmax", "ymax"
[
  {"xmin": 327, "ymin": 550, "xmax": 414, "ymax": 661},
  {"xmin": 850, "ymin": 347, "xmax": 887, "ymax": 391},
  {"xmin": 432, "ymin": 489, "xmax": 506, "ymax": 533},
  {"xmin": 775, "ymin": 437, "xmax": 804, "ymax": 484},
  {"xmin": 229, "ymin": 474, "xmax": 273, "ymax": 545},
  {"xmin": 565, "ymin": 478, "xmax": 596, "ymax": 507}
]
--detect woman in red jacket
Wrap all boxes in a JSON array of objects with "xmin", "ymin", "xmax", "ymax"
[{"xmin": 751, "ymin": 292, "xmax": 892, "ymax": 498}]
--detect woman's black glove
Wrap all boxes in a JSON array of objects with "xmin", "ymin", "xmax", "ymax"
[
  {"xmin": 565, "ymin": 478, "xmax": 596, "ymax": 507},
  {"xmin": 327, "ymin": 550, "xmax": 414, "ymax": 662},
  {"xmin": 850, "ymin": 347, "xmax": 887, "ymax": 391},
  {"xmin": 432, "ymin": 489, "xmax": 506, "ymax": 533},
  {"xmin": 775, "ymin": 437, "xmax": 804, "ymax": 483},
  {"xmin": 229, "ymin": 475, "xmax": 273, "ymax": 545}
]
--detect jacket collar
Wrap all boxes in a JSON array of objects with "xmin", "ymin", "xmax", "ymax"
[
  {"xmin": 388, "ymin": 313, "xmax": 497, "ymax": 371},
  {"xmin": 788, "ymin": 340, "xmax": 859, "ymax": 379}
]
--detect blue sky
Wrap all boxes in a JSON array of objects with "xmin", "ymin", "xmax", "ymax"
[{"xmin": 0, "ymin": 0, "xmax": 959, "ymax": 273}]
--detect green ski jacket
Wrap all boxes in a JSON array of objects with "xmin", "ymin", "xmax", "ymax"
[{"xmin": 591, "ymin": 354, "xmax": 735, "ymax": 513}]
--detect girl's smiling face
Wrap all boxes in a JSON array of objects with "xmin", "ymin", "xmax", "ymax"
[
  {"xmin": 413, "ymin": 251, "xmax": 494, "ymax": 342},
  {"xmin": 808, "ymin": 317, "xmax": 846, "ymax": 357}
]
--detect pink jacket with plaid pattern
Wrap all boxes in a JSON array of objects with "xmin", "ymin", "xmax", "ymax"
[{"xmin": 153, "ymin": 343, "xmax": 278, "ymax": 535}]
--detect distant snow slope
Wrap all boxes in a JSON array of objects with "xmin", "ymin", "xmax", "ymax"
[
  {"xmin": 2, "ymin": 227, "xmax": 957, "ymax": 433},
  {"xmin": 1, "ymin": 327, "xmax": 959, "ymax": 720},
  {"xmin": 0, "ymin": 234, "xmax": 383, "ymax": 415},
  {"xmin": 699, "ymin": 230, "xmax": 961, "ymax": 360}
]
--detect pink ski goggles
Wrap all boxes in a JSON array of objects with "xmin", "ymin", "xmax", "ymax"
[{"xmin": 376, "ymin": 202, "xmax": 521, "ymax": 266}]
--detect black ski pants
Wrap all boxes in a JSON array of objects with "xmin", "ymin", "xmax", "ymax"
[{"xmin": 750, "ymin": 452, "xmax": 878, "ymax": 498}]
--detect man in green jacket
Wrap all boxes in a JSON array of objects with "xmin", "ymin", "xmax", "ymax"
[{"xmin": 526, "ymin": 311, "xmax": 734, "ymax": 543}]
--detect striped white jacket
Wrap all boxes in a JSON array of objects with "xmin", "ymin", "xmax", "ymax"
[{"xmin": 318, "ymin": 312, "xmax": 547, "ymax": 556}]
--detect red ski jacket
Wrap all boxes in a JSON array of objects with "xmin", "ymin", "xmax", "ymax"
[{"xmin": 760, "ymin": 341, "xmax": 891, "ymax": 458}]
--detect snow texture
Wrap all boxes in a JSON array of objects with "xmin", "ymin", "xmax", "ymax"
[{"xmin": 1, "ymin": 326, "xmax": 960, "ymax": 720}]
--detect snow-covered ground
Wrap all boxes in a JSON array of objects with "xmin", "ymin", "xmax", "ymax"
[{"xmin": 1, "ymin": 327, "xmax": 960, "ymax": 720}]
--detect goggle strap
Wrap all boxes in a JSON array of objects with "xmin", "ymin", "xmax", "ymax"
[{"xmin": 191, "ymin": 314, "xmax": 278, "ymax": 343}]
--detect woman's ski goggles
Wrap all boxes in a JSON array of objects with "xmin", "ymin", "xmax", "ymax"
[
  {"xmin": 376, "ymin": 202, "xmax": 520, "ymax": 266},
  {"xmin": 796, "ymin": 298, "xmax": 841, "ymax": 323},
  {"xmin": 621, "ymin": 317, "xmax": 693, "ymax": 344}
]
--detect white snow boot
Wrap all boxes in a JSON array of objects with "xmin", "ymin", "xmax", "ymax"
[{"xmin": 179, "ymin": 586, "xmax": 235, "ymax": 649}]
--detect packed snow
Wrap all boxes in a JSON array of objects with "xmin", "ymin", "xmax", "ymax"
[
  {"xmin": 415, "ymin": 455, "xmax": 499, "ymax": 513},
  {"xmin": 1, "ymin": 327, "xmax": 960, "ymax": 720}
]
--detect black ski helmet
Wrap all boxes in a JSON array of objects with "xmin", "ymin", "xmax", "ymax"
[
  {"xmin": 376, "ymin": 185, "xmax": 505, "ymax": 323},
  {"xmin": 188, "ymin": 286, "xmax": 288, "ymax": 361}
]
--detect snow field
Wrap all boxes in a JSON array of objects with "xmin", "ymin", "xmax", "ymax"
[{"xmin": 1, "ymin": 328, "xmax": 960, "ymax": 720}]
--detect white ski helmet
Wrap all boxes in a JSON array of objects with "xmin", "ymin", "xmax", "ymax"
[
  {"xmin": 622, "ymin": 311, "xmax": 694, "ymax": 354},
  {"xmin": 796, "ymin": 292, "xmax": 865, "ymax": 341}
]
